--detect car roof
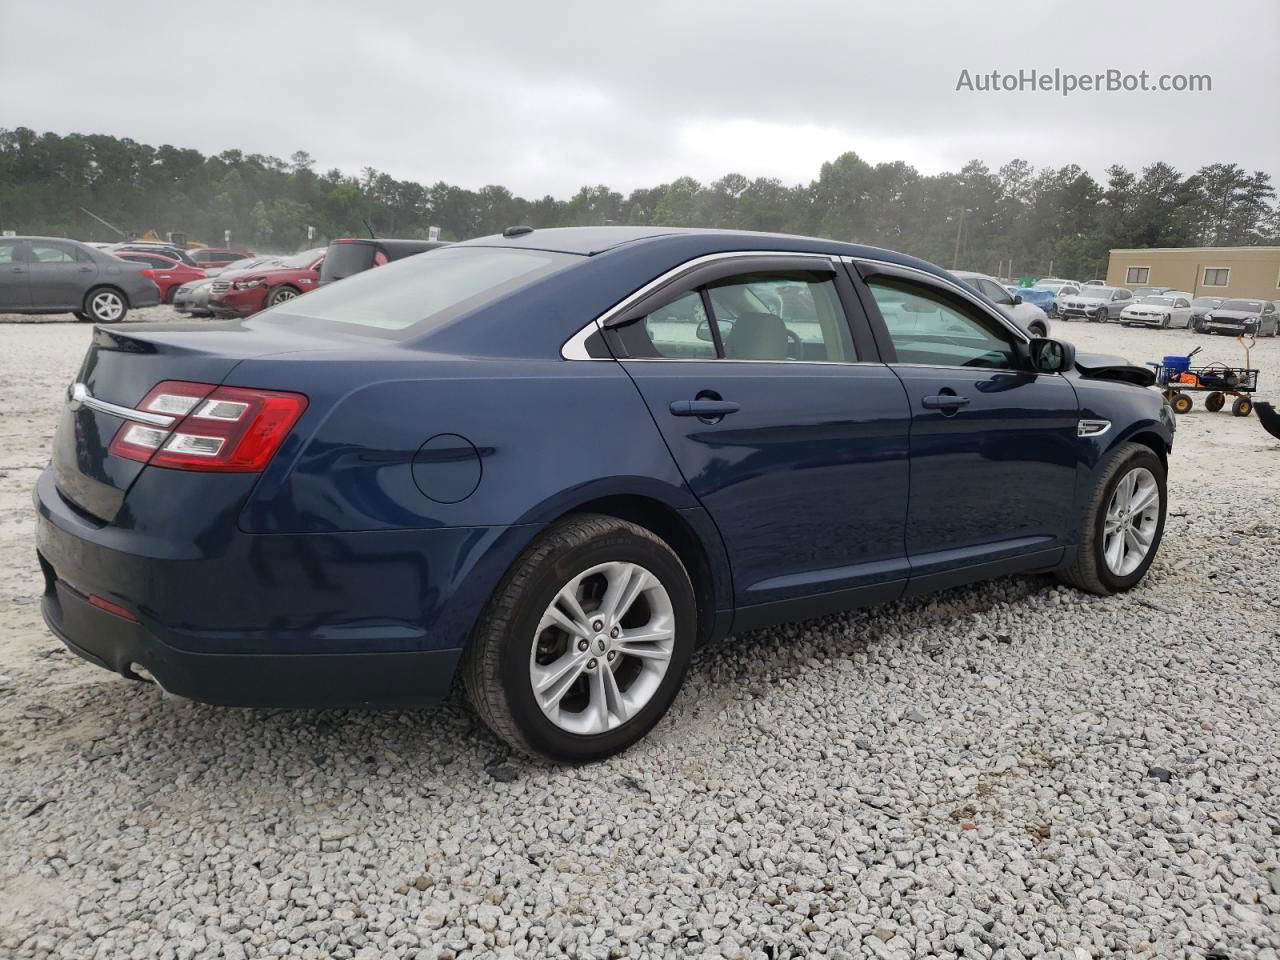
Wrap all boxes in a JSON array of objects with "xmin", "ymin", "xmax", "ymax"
[{"xmin": 455, "ymin": 226, "xmax": 952, "ymax": 279}]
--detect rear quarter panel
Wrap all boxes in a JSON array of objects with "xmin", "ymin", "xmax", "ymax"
[{"xmin": 232, "ymin": 354, "xmax": 699, "ymax": 534}]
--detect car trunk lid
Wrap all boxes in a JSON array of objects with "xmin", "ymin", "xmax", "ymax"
[{"xmin": 51, "ymin": 321, "xmax": 339, "ymax": 522}]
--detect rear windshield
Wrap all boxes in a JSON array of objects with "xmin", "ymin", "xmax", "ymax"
[
  {"xmin": 259, "ymin": 246, "xmax": 579, "ymax": 336},
  {"xmin": 320, "ymin": 242, "xmax": 378, "ymax": 282}
]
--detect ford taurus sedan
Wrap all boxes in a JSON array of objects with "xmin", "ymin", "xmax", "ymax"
[
  {"xmin": 0, "ymin": 236, "xmax": 161, "ymax": 322},
  {"xmin": 35, "ymin": 227, "xmax": 1174, "ymax": 762}
]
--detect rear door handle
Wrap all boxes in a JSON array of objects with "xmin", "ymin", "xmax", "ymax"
[
  {"xmin": 922, "ymin": 395, "xmax": 970, "ymax": 410},
  {"xmin": 670, "ymin": 399, "xmax": 740, "ymax": 418}
]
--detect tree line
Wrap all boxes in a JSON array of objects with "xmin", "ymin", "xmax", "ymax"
[{"xmin": 1, "ymin": 127, "xmax": 1275, "ymax": 280}]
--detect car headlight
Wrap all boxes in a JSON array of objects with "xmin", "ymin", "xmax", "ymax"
[{"xmin": 232, "ymin": 278, "xmax": 265, "ymax": 290}]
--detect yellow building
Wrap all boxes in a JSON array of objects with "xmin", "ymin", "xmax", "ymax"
[{"xmin": 1106, "ymin": 246, "xmax": 1280, "ymax": 299}]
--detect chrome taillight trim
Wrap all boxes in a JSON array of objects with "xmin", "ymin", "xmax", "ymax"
[{"xmin": 69, "ymin": 383, "xmax": 177, "ymax": 428}]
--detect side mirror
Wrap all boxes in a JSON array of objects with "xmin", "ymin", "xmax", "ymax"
[
  {"xmin": 695, "ymin": 319, "xmax": 714, "ymax": 342},
  {"xmin": 1028, "ymin": 337, "xmax": 1075, "ymax": 374},
  {"xmin": 1012, "ymin": 294, "xmax": 1023, "ymax": 305}
]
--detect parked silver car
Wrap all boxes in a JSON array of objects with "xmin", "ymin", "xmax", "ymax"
[
  {"xmin": 1059, "ymin": 286, "xmax": 1134, "ymax": 322},
  {"xmin": 952, "ymin": 270, "xmax": 1050, "ymax": 336},
  {"xmin": 0, "ymin": 236, "xmax": 161, "ymax": 322}
]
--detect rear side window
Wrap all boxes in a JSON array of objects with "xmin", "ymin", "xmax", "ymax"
[
  {"xmin": 31, "ymin": 242, "xmax": 77, "ymax": 263},
  {"xmin": 262, "ymin": 246, "xmax": 578, "ymax": 335},
  {"xmin": 0, "ymin": 240, "xmax": 20, "ymax": 263},
  {"xmin": 612, "ymin": 271, "xmax": 857, "ymax": 363}
]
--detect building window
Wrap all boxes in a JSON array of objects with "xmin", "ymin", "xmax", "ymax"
[
  {"xmin": 1126, "ymin": 266, "xmax": 1150, "ymax": 285},
  {"xmin": 1203, "ymin": 268, "xmax": 1230, "ymax": 287}
]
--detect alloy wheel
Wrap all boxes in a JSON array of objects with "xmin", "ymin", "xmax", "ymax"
[
  {"xmin": 91, "ymin": 291, "xmax": 124, "ymax": 321},
  {"xmin": 529, "ymin": 561, "xmax": 675, "ymax": 735},
  {"xmin": 1102, "ymin": 466, "xmax": 1160, "ymax": 576}
]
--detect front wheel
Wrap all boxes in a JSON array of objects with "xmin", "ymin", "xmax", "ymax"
[
  {"xmin": 1232, "ymin": 397, "xmax": 1253, "ymax": 418},
  {"xmin": 84, "ymin": 288, "xmax": 128, "ymax": 323},
  {"xmin": 1160, "ymin": 313, "xmax": 1171, "ymax": 329},
  {"xmin": 1029, "ymin": 322, "xmax": 1047, "ymax": 338},
  {"xmin": 462, "ymin": 514, "xmax": 697, "ymax": 763},
  {"xmin": 1057, "ymin": 442, "xmax": 1166, "ymax": 595},
  {"xmin": 267, "ymin": 285, "xmax": 300, "ymax": 307}
]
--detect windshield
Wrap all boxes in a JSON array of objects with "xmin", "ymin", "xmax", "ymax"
[
  {"xmin": 258, "ymin": 246, "xmax": 580, "ymax": 336},
  {"xmin": 1139, "ymin": 297, "xmax": 1175, "ymax": 306},
  {"xmin": 1192, "ymin": 297, "xmax": 1223, "ymax": 307},
  {"xmin": 1079, "ymin": 288, "xmax": 1114, "ymax": 298},
  {"xmin": 1220, "ymin": 300, "xmax": 1262, "ymax": 312}
]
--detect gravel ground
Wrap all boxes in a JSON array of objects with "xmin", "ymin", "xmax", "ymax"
[{"xmin": 1, "ymin": 310, "xmax": 1278, "ymax": 959}]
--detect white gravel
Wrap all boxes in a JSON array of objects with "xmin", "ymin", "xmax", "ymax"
[{"xmin": 1, "ymin": 311, "xmax": 1278, "ymax": 959}]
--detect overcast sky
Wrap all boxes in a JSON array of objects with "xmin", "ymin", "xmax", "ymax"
[{"xmin": 3, "ymin": 0, "xmax": 1277, "ymax": 197}]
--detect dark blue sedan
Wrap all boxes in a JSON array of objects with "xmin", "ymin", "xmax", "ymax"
[{"xmin": 35, "ymin": 227, "xmax": 1175, "ymax": 761}]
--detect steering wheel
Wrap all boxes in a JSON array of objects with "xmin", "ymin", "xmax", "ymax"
[{"xmin": 785, "ymin": 329, "xmax": 803, "ymax": 360}]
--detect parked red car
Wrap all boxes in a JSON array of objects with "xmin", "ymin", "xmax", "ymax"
[
  {"xmin": 189, "ymin": 247, "xmax": 256, "ymax": 269},
  {"xmin": 207, "ymin": 248, "xmax": 325, "ymax": 317},
  {"xmin": 113, "ymin": 252, "xmax": 206, "ymax": 303}
]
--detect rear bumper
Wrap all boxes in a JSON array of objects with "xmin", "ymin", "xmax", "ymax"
[
  {"xmin": 32, "ymin": 466, "xmax": 519, "ymax": 708},
  {"xmin": 41, "ymin": 579, "xmax": 459, "ymax": 708}
]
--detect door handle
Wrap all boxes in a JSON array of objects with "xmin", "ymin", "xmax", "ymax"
[
  {"xmin": 670, "ymin": 399, "xmax": 740, "ymax": 418},
  {"xmin": 922, "ymin": 394, "xmax": 970, "ymax": 410},
  {"xmin": 79, "ymin": 266, "xmax": 94, "ymax": 272}
]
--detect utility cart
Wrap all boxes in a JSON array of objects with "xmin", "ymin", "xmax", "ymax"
[{"xmin": 1149, "ymin": 342, "xmax": 1260, "ymax": 417}]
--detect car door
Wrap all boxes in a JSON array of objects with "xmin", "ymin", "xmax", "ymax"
[
  {"xmin": 0, "ymin": 239, "xmax": 30, "ymax": 310},
  {"xmin": 27, "ymin": 240, "xmax": 97, "ymax": 309},
  {"xmin": 602, "ymin": 253, "xmax": 912, "ymax": 625},
  {"xmin": 850, "ymin": 260, "xmax": 1080, "ymax": 593}
]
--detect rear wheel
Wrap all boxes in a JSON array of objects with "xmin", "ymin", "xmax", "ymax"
[
  {"xmin": 462, "ymin": 514, "xmax": 696, "ymax": 763},
  {"xmin": 1232, "ymin": 397, "xmax": 1253, "ymax": 418},
  {"xmin": 1170, "ymin": 393, "xmax": 1193, "ymax": 415},
  {"xmin": 83, "ymin": 287, "xmax": 127, "ymax": 323},
  {"xmin": 1057, "ymin": 442, "xmax": 1166, "ymax": 595},
  {"xmin": 1204, "ymin": 392, "xmax": 1225, "ymax": 413}
]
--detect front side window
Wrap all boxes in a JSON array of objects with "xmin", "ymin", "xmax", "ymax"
[
  {"xmin": 31, "ymin": 242, "xmax": 77, "ymax": 263},
  {"xmin": 1126, "ymin": 266, "xmax": 1150, "ymax": 284},
  {"xmin": 611, "ymin": 271, "xmax": 857, "ymax": 363},
  {"xmin": 0, "ymin": 240, "xmax": 20, "ymax": 264},
  {"xmin": 866, "ymin": 277, "xmax": 1018, "ymax": 370},
  {"xmin": 1204, "ymin": 268, "xmax": 1230, "ymax": 287}
]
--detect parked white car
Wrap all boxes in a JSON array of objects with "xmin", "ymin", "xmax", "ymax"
[
  {"xmin": 1120, "ymin": 294, "xmax": 1194, "ymax": 329},
  {"xmin": 952, "ymin": 270, "xmax": 1050, "ymax": 336},
  {"xmin": 1059, "ymin": 286, "xmax": 1134, "ymax": 322}
]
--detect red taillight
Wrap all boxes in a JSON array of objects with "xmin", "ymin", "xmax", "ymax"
[
  {"xmin": 141, "ymin": 269, "xmax": 155, "ymax": 279},
  {"xmin": 108, "ymin": 380, "xmax": 308, "ymax": 472}
]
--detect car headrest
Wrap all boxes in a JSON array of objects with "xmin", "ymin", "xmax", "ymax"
[{"xmin": 725, "ymin": 312, "xmax": 788, "ymax": 360}]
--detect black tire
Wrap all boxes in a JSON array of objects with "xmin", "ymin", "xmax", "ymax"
[
  {"xmin": 1204, "ymin": 392, "xmax": 1225, "ymax": 413},
  {"xmin": 267, "ymin": 285, "xmax": 301, "ymax": 307},
  {"xmin": 1029, "ymin": 322, "xmax": 1047, "ymax": 338},
  {"xmin": 462, "ymin": 514, "xmax": 697, "ymax": 763},
  {"xmin": 1170, "ymin": 393, "xmax": 1193, "ymax": 415},
  {"xmin": 1057, "ymin": 442, "xmax": 1166, "ymax": 596},
  {"xmin": 83, "ymin": 287, "xmax": 128, "ymax": 323},
  {"xmin": 1232, "ymin": 397, "xmax": 1252, "ymax": 418}
]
